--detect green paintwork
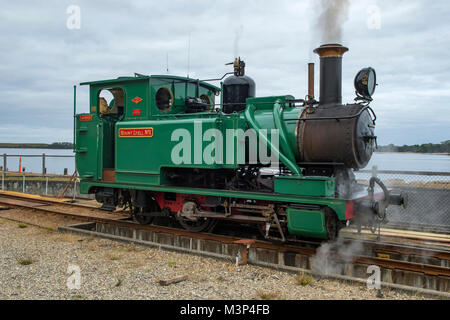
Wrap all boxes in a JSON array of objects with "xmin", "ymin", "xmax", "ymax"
[
  {"xmin": 287, "ymin": 208, "xmax": 327, "ymax": 238},
  {"xmin": 244, "ymin": 99, "xmax": 302, "ymax": 176},
  {"xmin": 74, "ymin": 74, "xmax": 349, "ymax": 239},
  {"xmin": 79, "ymin": 179, "xmax": 347, "ymax": 222},
  {"xmin": 75, "ymin": 114, "xmax": 99, "ymax": 179},
  {"xmin": 274, "ymin": 176, "xmax": 335, "ymax": 197},
  {"xmin": 273, "ymin": 102, "xmax": 297, "ymax": 163},
  {"xmin": 245, "ymin": 96, "xmax": 301, "ymax": 159}
]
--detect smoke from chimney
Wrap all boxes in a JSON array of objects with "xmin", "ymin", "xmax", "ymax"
[
  {"xmin": 317, "ymin": 0, "xmax": 350, "ymax": 44},
  {"xmin": 234, "ymin": 25, "xmax": 244, "ymax": 59}
]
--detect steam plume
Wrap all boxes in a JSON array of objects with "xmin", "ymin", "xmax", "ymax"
[
  {"xmin": 234, "ymin": 25, "xmax": 244, "ymax": 59},
  {"xmin": 316, "ymin": 0, "xmax": 350, "ymax": 44},
  {"xmin": 310, "ymin": 236, "xmax": 365, "ymax": 276}
]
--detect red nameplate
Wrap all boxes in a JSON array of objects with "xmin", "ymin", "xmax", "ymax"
[
  {"xmin": 118, "ymin": 128, "xmax": 153, "ymax": 138},
  {"xmin": 80, "ymin": 115, "xmax": 93, "ymax": 121}
]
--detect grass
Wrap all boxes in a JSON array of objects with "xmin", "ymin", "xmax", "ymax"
[
  {"xmin": 256, "ymin": 289, "xmax": 279, "ymax": 300},
  {"xmin": 40, "ymin": 226, "xmax": 54, "ymax": 233},
  {"xmin": 296, "ymin": 272, "xmax": 314, "ymax": 286},
  {"xmin": 216, "ymin": 275, "xmax": 226, "ymax": 282},
  {"xmin": 126, "ymin": 242, "xmax": 136, "ymax": 252},
  {"xmin": 53, "ymin": 232, "xmax": 80, "ymax": 243},
  {"xmin": 18, "ymin": 223, "xmax": 28, "ymax": 229},
  {"xmin": 106, "ymin": 252, "xmax": 121, "ymax": 261},
  {"xmin": 18, "ymin": 257, "xmax": 33, "ymax": 266},
  {"xmin": 125, "ymin": 259, "xmax": 146, "ymax": 269},
  {"xmin": 168, "ymin": 261, "xmax": 177, "ymax": 267}
]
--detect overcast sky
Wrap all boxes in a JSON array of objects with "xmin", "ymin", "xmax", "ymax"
[{"xmin": 1, "ymin": 0, "xmax": 449, "ymax": 145}]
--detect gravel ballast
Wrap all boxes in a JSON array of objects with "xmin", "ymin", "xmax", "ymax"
[{"xmin": 0, "ymin": 214, "xmax": 431, "ymax": 300}]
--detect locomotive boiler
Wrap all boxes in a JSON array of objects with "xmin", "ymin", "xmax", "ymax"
[{"xmin": 74, "ymin": 44, "xmax": 406, "ymax": 241}]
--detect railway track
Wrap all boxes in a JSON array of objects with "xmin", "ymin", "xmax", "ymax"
[
  {"xmin": 385, "ymin": 222, "xmax": 450, "ymax": 235},
  {"xmin": 0, "ymin": 191, "xmax": 449, "ymax": 295},
  {"xmin": 0, "ymin": 190, "xmax": 106, "ymax": 210}
]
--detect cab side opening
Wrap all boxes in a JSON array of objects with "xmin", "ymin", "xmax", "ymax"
[{"xmin": 98, "ymin": 87, "xmax": 125, "ymax": 182}]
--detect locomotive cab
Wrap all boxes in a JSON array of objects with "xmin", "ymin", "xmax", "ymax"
[{"xmin": 75, "ymin": 75, "xmax": 220, "ymax": 190}]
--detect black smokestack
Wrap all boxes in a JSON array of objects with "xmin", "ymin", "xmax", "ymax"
[{"xmin": 314, "ymin": 44, "xmax": 348, "ymax": 106}]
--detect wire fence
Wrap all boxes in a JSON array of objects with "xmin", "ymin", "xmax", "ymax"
[
  {"xmin": 1, "ymin": 153, "xmax": 77, "ymax": 197},
  {"xmin": 356, "ymin": 169, "xmax": 450, "ymax": 232},
  {"xmin": 1, "ymin": 153, "xmax": 75, "ymax": 175}
]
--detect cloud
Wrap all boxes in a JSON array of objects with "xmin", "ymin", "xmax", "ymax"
[{"xmin": 0, "ymin": 0, "xmax": 449, "ymax": 146}]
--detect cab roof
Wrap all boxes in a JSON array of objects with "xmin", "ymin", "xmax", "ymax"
[{"xmin": 80, "ymin": 75, "xmax": 220, "ymax": 91}]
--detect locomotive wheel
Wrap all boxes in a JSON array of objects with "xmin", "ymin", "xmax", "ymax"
[
  {"xmin": 325, "ymin": 209, "xmax": 339, "ymax": 241},
  {"xmin": 132, "ymin": 206, "xmax": 154, "ymax": 225},
  {"xmin": 134, "ymin": 213, "xmax": 154, "ymax": 225},
  {"xmin": 178, "ymin": 217, "xmax": 217, "ymax": 232}
]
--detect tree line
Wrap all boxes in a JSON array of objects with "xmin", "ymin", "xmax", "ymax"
[
  {"xmin": 377, "ymin": 140, "xmax": 450, "ymax": 154},
  {"xmin": 0, "ymin": 142, "xmax": 73, "ymax": 149},
  {"xmin": 1, "ymin": 140, "xmax": 449, "ymax": 154}
]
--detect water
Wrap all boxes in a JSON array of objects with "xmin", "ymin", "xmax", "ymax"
[
  {"xmin": 0, "ymin": 149, "xmax": 448, "ymax": 175},
  {"xmin": 360, "ymin": 153, "xmax": 450, "ymax": 182},
  {"xmin": 0, "ymin": 148, "xmax": 75, "ymax": 175},
  {"xmin": 366, "ymin": 153, "xmax": 450, "ymax": 173}
]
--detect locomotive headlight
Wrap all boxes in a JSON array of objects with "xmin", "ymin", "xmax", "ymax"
[{"xmin": 354, "ymin": 67, "xmax": 377, "ymax": 100}]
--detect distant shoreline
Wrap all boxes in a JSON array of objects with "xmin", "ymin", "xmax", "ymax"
[
  {"xmin": 0, "ymin": 144, "xmax": 448, "ymax": 154},
  {"xmin": 0, "ymin": 143, "xmax": 72, "ymax": 149},
  {"xmin": 375, "ymin": 152, "xmax": 450, "ymax": 156}
]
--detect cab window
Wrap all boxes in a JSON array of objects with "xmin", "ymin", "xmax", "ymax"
[{"xmin": 98, "ymin": 88, "xmax": 125, "ymax": 116}]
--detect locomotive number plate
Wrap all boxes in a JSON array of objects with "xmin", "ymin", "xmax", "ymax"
[
  {"xmin": 118, "ymin": 128, "xmax": 153, "ymax": 138},
  {"xmin": 80, "ymin": 115, "xmax": 93, "ymax": 121}
]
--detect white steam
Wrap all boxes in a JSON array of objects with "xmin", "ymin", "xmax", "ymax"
[
  {"xmin": 310, "ymin": 236, "xmax": 365, "ymax": 276},
  {"xmin": 234, "ymin": 25, "xmax": 244, "ymax": 59},
  {"xmin": 316, "ymin": 0, "xmax": 350, "ymax": 44}
]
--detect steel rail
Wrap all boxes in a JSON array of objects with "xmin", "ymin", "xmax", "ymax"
[{"xmin": 0, "ymin": 191, "xmax": 104, "ymax": 211}]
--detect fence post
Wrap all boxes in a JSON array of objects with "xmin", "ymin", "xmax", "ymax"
[
  {"xmin": 42, "ymin": 153, "xmax": 46, "ymax": 175},
  {"xmin": 1, "ymin": 171, "xmax": 4, "ymax": 191},
  {"xmin": 23, "ymin": 175, "xmax": 25, "ymax": 193},
  {"xmin": 3, "ymin": 153, "xmax": 6, "ymax": 172},
  {"xmin": 73, "ymin": 178, "xmax": 77, "ymax": 200},
  {"xmin": 45, "ymin": 176, "xmax": 48, "ymax": 195},
  {"xmin": 371, "ymin": 165, "xmax": 378, "ymax": 178}
]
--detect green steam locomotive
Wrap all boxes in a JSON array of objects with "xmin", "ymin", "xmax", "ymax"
[{"xmin": 74, "ymin": 44, "xmax": 406, "ymax": 241}]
